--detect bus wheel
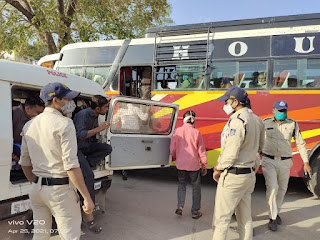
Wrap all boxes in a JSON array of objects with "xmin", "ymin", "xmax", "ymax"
[{"xmin": 307, "ymin": 150, "xmax": 320, "ymax": 198}]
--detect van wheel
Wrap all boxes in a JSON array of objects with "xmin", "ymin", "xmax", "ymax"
[{"xmin": 306, "ymin": 150, "xmax": 320, "ymax": 198}]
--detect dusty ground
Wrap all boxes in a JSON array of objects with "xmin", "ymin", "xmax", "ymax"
[{"xmin": 5, "ymin": 168, "xmax": 320, "ymax": 240}]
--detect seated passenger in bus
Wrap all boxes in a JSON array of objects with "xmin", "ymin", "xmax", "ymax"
[
  {"xmin": 257, "ymin": 72, "xmax": 267, "ymax": 87},
  {"xmin": 249, "ymin": 72, "xmax": 267, "ymax": 88},
  {"xmin": 181, "ymin": 74, "xmax": 205, "ymax": 89},
  {"xmin": 288, "ymin": 75, "xmax": 298, "ymax": 88},
  {"xmin": 306, "ymin": 76, "xmax": 320, "ymax": 88},
  {"xmin": 274, "ymin": 71, "xmax": 290, "ymax": 88},
  {"xmin": 195, "ymin": 74, "xmax": 205, "ymax": 89},
  {"xmin": 181, "ymin": 75, "xmax": 195, "ymax": 89},
  {"xmin": 220, "ymin": 78, "xmax": 233, "ymax": 88},
  {"xmin": 160, "ymin": 80, "xmax": 170, "ymax": 89}
]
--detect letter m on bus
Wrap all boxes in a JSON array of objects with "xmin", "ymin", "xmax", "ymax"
[{"xmin": 172, "ymin": 45, "xmax": 190, "ymax": 60}]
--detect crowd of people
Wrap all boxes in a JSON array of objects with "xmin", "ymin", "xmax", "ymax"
[{"xmin": 13, "ymin": 81, "xmax": 313, "ymax": 240}]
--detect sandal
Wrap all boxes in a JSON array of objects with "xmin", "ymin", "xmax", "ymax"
[
  {"xmin": 175, "ymin": 207, "xmax": 183, "ymax": 216},
  {"xmin": 192, "ymin": 212, "xmax": 202, "ymax": 219},
  {"xmin": 84, "ymin": 219, "xmax": 102, "ymax": 233}
]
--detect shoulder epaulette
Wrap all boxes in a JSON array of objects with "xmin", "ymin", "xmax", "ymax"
[
  {"xmin": 235, "ymin": 114, "xmax": 247, "ymax": 135},
  {"xmin": 237, "ymin": 114, "xmax": 245, "ymax": 124},
  {"xmin": 286, "ymin": 118, "xmax": 296, "ymax": 123}
]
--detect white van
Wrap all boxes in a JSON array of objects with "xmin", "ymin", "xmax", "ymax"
[{"xmin": 0, "ymin": 60, "xmax": 179, "ymax": 228}]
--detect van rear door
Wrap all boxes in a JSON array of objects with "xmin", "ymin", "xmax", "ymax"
[{"xmin": 105, "ymin": 96, "xmax": 179, "ymax": 170}]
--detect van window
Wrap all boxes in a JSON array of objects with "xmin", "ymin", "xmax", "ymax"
[{"xmin": 111, "ymin": 102, "xmax": 175, "ymax": 135}]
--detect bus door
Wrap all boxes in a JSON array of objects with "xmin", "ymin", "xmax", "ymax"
[
  {"xmin": 105, "ymin": 96, "xmax": 179, "ymax": 170},
  {"xmin": 120, "ymin": 66, "xmax": 152, "ymax": 98},
  {"xmin": 120, "ymin": 67, "xmax": 133, "ymax": 96}
]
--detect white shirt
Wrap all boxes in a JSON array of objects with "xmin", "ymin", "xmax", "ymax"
[{"xmin": 19, "ymin": 107, "xmax": 80, "ymax": 178}]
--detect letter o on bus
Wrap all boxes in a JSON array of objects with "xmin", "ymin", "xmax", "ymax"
[{"xmin": 228, "ymin": 41, "xmax": 248, "ymax": 57}]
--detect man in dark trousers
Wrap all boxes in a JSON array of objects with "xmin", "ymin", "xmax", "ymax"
[{"xmin": 73, "ymin": 95, "xmax": 112, "ymax": 233}]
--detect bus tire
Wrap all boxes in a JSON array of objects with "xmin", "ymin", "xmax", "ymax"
[{"xmin": 307, "ymin": 149, "xmax": 320, "ymax": 198}]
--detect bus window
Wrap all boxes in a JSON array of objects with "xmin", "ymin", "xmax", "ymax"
[
  {"xmin": 210, "ymin": 62, "xmax": 236, "ymax": 89},
  {"xmin": 156, "ymin": 66, "xmax": 177, "ymax": 90},
  {"xmin": 85, "ymin": 66, "xmax": 111, "ymax": 85},
  {"xmin": 155, "ymin": 64, "xmax": 205, "ymax": 90},
  {"xmin": 274, "ymin": 59, "xmax": 320, "ymax": 88},
  {"xmin": 273, "ymin": 59, "xmax": 296, "ymax": 88},
  {"xmin": 306, "ymin": 59, "xmax": 320, "ymax": 88},
  {"xmin": 239, "ymin": 61, "xmax": 268, "ymax": 89},
  {"xmin": 210, "ymin": 61, "xmax": 267, "ymax": 89}
]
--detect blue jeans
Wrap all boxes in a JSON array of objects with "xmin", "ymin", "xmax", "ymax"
[{"xmin": 177, "ymin": 170, "xmax": 201, "ymax": 214}]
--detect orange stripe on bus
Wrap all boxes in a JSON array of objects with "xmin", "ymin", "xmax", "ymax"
[
  {"xmin": 199, "ymin": 106, "xmax": 320, "ymax": 136},
  {"xmin": 292, "ymin": 141, "xmax": 319, "ymax": 152},
  {"xmin": 152, "ymin": 90, "xmax": 257, "ymax": 95}
]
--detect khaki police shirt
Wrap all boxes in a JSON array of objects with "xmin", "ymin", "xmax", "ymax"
[
  {"xmin": 263, "ymin": 117, "xmax": 308, "ymax": 162},
  {"xmin": 216, "ymin": 107, "xmax": 265, "ymax": 170},
  {"xmin": 19, "ymin": 107, "xmax": 80, "ymax": 178}
]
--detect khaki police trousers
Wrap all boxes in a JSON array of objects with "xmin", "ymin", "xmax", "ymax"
[
  {"xmin": 212, "ymin": 170, "xmax": 255, "ymax": 240},
  {"xmin": 29, "ymin": 180, "xmax": 81, "ymax": 240},
  {"xmin": 261, "ymin": 156, "xmax": 293, "ymax": 220}
]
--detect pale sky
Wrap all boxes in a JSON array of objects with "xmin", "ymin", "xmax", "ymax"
[{"xmin": 168, "ymin": 0, "xmax": 320, "ymax": 25}]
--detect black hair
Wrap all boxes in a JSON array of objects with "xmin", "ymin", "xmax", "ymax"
[
  {"xmin": 183, "ymin": 110, "xmax": 196, "ymax": 124},
  {"xmin": 91, "ymin": 95, "xmax": 109, "ymax": 109},
  {"xmin": 245, "ymin": 98, "xmax": 251, "ymax": 109},
  {"xmin": 25, "ymin": 96, "xmax": 45, "ymax": 108}
]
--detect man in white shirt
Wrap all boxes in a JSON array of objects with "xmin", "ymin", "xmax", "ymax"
[{"xmin": 19, "ymin": 82, "xmax": 94, "ymax": 240}]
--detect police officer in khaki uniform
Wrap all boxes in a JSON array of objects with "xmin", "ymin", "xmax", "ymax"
[
  {"xmin": 212, "ymin": 87, "xmax": 265, "ymax": 240},
  {"xmin": 261, "ymin": 100, "xmax": 312, "ymax": 231},
  {"xmin": 19, "ymin": 82, "xmax": 95, "ymax": 240}
]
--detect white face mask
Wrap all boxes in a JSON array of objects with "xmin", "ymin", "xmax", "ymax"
[
  {"xmin": 61, "ymin": 100, "xmax": 76, "ymax": 115},
  {"xmin": 223, "ymin": 104, "xmax": 234, "ymax": 115}
]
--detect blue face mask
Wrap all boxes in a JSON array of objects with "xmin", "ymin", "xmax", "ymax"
[{"xmin": 273, "ymin": 110, "xmax": 287, "ymax": 121}]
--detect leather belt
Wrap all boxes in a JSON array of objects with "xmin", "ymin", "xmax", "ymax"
[
  {"xmin": 227, "ymin": 167, "xmax": 252, "ymax": 175},
  {"xmin": 263, "ymin": 153, "xmax": 291, "ymax": 160},
  {"xmin": 33, "ymin": 176, "xmax": 69, "ymax": 186}
]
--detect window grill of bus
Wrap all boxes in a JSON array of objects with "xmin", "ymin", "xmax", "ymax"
[
  {"xmin": 155, "ymin": 28, "xmax": 210, "ymax": 37},
  {"xmin": 156, "ymin": 45, "xmax": 208, "ymax": 51},
  {"xmin": 157, "ymin": 57, "xmax": 207, "ymax": 61}
]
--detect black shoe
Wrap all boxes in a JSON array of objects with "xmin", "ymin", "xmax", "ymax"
[
  {"xmin": 192, "ymin": 211, "xmax": 202, "ymax": 219},
  {"xmin": 268, "ymin": 219, "xmax": 277, "ymax": 231},
  {"xmin": 175, "ymin": 207, "xmax": 183, "ymax": 216},
  {"xmin": 276, "ymin": 215, "xmax": 282, "ymax": 225},
  {"xmin": 122, "ymin": 175, "xmax": 127, "ymax": 181}
]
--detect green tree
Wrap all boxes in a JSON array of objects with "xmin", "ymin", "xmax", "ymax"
[{"xmin": 0, "ymin": 0, "xmax": 172, "ymax": 59}]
